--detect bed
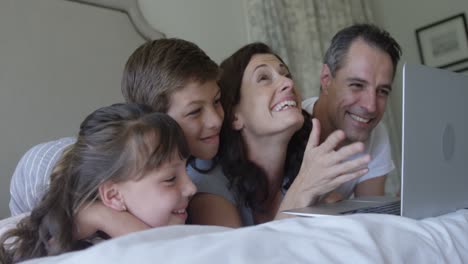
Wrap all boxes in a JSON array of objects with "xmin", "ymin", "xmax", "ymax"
[{"xmin": 1, "ymin": 209, "xmax": 465, "ymax": 263}]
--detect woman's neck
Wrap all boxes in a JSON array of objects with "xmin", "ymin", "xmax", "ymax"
[{"xmin": 242, "ymin": 133, "xmax": 290, "ymax": 188}]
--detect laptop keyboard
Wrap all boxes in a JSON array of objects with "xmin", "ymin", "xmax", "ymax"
[{"xmin": 340, "ymin": 201, "xmax": 401, "ymax": 215}]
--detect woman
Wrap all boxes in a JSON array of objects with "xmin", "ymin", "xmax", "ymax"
[{"xmin": 188, "ymin": 43, "xmax": 370, "ymax": 226}]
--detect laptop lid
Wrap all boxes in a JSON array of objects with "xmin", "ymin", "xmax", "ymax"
[{"xmin": 401, "ymin": 63, "xmax": 468, "ymax": 219}]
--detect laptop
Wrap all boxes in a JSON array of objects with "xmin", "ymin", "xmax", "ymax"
[{"xmin": 283, "ymin": 63, "xmax": 468, "ymax": 219}]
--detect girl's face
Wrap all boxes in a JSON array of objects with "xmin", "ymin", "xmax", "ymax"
[
  {"xmin": 166, "ymin": 80, "xmax": 224, "ymax": 160},
  {"xmin": 233, "ymin": 54, "xmax": 304, "ymax": 139},
  {"xmin": 116, "ymin": 154, "xmax": 197, "ymax": 227}
]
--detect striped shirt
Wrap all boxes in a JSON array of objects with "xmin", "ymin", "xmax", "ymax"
[{"xmin": 9, "ymin": 137, "xmax": 76, "ymax": 216}]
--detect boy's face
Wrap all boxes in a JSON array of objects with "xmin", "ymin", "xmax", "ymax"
[
  {"xmin": 167, "ymin": 80, "xmax": 224, "ymax": 160},
  {"xmin": 117, "ymin": 154, "xmax": 196, "ymax": 227}
]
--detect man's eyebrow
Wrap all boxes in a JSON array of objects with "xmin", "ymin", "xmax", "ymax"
[
  {"xmin": 345, "ymin": 77, "xmax": 368, "ymax": 83},
  {"xmin": 346, "ymin": 77, "xmax": 392, "ymax": 90}
]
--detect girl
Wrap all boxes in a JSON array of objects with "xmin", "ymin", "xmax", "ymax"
[{"xmin": 0, "ymin": 103, "xmax": 196, "ymax": 263}]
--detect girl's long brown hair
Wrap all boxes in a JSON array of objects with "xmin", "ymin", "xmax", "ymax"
[{"xmin": 0, "ymin": 103, "xmax": 189, "ymax": 263}]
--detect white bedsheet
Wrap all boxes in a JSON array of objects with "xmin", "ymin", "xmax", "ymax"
[{"xmin": 13, "ymin": 210, "xmax": 468, "ymax": 263}]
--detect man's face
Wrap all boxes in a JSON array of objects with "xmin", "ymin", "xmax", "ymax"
[{"xmin": 321, "ymin": 39, "xmax": 394, "ymax": 143}]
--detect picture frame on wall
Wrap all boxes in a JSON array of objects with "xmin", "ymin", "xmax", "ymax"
[{"xmin": 416, "ymin": 13, "xmax": 468, "ymax": 69}]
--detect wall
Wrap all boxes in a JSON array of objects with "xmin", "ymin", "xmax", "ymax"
[
  {"xmin": 371, "ymin": 0, "xmax": 468, "ymax": 141},
  {"xmin": 0, "ymin": 0, "xmax": 248, "ymax": 219},
  {"xmin": 138, "ymin": 0, "xmax": 248, "ymax": 63},
  {"xmin": 0, "ymin": 0, "xmax": 145, "ymax": 218}
]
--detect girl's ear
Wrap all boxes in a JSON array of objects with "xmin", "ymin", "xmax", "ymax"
[
  {"xmin": 320, "ymin": 64, "xmax": 332, "ymax": 95},
  {"xmin": 99, "ymin": 181, "xmax": 127, "ymax": 211},
  {"xmin": 232, "ymin": 106, "xmax": 244, "ymax": 130}
]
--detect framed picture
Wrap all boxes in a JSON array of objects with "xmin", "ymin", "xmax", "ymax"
[{"xmin": 416, "ymin": 13, "xmax": 468, "ymax": 68}]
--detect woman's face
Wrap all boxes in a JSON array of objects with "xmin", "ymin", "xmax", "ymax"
[
  {"xmin": 166, "ymin": 80, "xmax": 224, "ymax": 160},
  {"xmin": 232, "ymin": 54, "xmax": 304, "ymax": 140}
]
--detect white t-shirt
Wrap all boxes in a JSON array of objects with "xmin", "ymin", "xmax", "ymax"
[{"xmin": 302, "ymin": 97, "xmax": 395, "ymax": 198}]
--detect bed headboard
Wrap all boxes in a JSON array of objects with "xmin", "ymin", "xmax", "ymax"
[{"xmin": 66, "ymin": 0, "xmax": 165, "ymax": 40}]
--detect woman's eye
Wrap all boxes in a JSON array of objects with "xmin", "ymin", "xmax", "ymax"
[{"xmin": 257, "ymin": 74, "xmax": 269, "ymax": 82}]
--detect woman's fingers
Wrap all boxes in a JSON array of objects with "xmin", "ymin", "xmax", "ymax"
[
  {"xmin": 328, "ymin": 153, "xmax": 370, "ymax": 177},
  {"xmin": 315, "ymin": 129, "xmax": 346, "ymax": 155},
  {"xmin": 331, "ymin": 168, "xmax": 369, "ymax": 186},
  {"xmin": 313, "ymin": 140, "xmax": 367, "ymax": 169}
]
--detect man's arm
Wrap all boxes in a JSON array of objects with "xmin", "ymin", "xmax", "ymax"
[{"xmin": 354, "ymin": 175, "xmax": 386, "ymax": 197}]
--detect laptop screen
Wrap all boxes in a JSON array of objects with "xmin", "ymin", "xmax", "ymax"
[{"xmin": 401, "ymin": 63, "xmax": 468, "ymax": 219}]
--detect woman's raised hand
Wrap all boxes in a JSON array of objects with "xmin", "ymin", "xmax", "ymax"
[{"xmin": 287, "ymin": 118, "xmax": 370, "ymax": 208}]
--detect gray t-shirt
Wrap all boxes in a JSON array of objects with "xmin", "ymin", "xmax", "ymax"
[
  {"xmin": 188, "ymin": 159, "xmax": 292, "ymax": 226},
  {"xmin": 187, "ymin": 159, "xmax": 255, "ymax": 226}
]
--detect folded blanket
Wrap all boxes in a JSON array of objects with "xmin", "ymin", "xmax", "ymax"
[{"xmin": 17, "ymin": 209, "xmax": 468, "ymax": 264}]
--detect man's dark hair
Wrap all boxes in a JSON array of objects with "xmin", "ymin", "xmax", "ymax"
[{"xmin": 323, "ymin": 23, "xmax": 402, "ymax": 78}]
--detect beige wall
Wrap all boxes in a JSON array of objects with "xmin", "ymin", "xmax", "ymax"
[
  {"xmin": 139, "ymin": 0, "xmax": 248, "ymax": 63},
  {"xmin": 0, "ymin": 0, "xmax": 144, "ymax": 218},
  {"xmin": 0, "ymin": 0, "xmax": 248, "ymax": 219}
]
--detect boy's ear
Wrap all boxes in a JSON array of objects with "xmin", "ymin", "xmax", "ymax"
[
  {"xmin": 232, "ymin": 108, "xmax": 244, "ymax": 130},
  {"xmin": 320, "ymin": 64, "xmax": 332, "ymax": 95},
  {"xmin": 99, "ymin": 181, "xmax": 127, "ymax": 211}
]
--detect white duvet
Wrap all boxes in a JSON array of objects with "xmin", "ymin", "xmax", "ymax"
[{"xmin": 10, "ymin": 210, "xmax": 468, "ymax": 263}]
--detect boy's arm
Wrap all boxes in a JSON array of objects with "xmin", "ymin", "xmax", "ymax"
[
  {"xmin": 75, "ymin": 201, "xmax": 150, "ymax": 239},
  {"xmin": 188, "ymin": 193, "xmax": 242, "ymax": 228}
]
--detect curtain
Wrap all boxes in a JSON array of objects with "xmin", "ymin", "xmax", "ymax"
[{"xmin": 244, "ymin": 0, "xmax": 401, "ymax": 195}]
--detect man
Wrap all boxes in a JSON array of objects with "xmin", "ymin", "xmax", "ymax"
[{"xmin": 303, "ymin": 23, "xmax": 402, "ymax": 199}]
